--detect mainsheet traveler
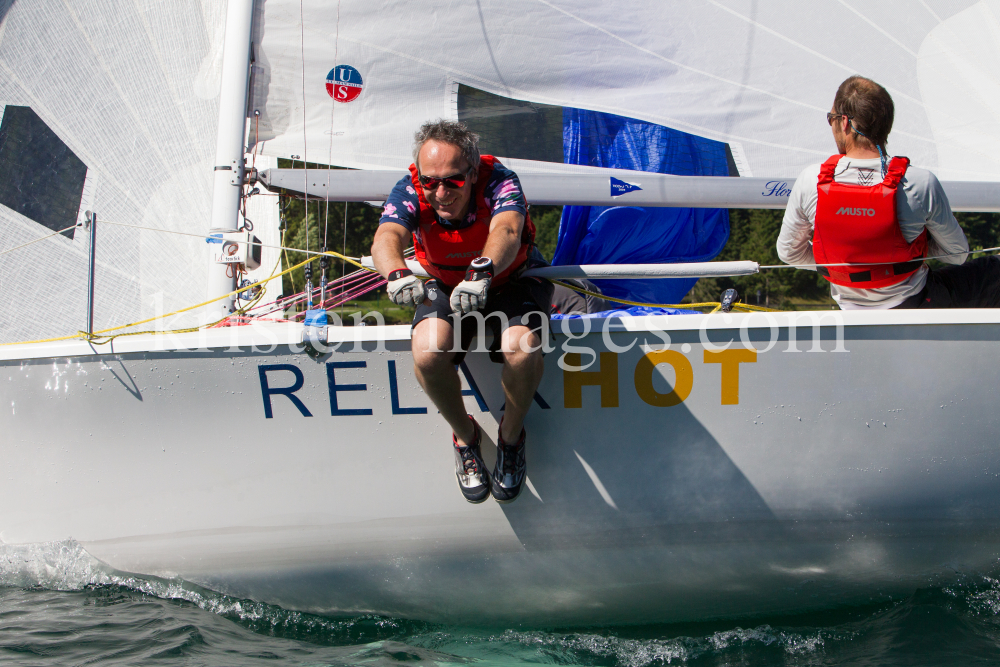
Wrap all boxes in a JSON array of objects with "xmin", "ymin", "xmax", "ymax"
[
  {"xmin": 371, "ymin": 120, "xmax": 553, "ymax": 504},
  {"xmin": 777, "ymin": 75, "xmax": 1000, "ymax": 309}
]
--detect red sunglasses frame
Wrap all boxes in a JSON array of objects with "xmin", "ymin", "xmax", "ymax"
[{"xmin": 418, "ymin": 172, "xmax": 469, "ymax": 190}]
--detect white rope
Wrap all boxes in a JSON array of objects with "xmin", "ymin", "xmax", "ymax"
[
  {"xmin": 0, "ymin": 224, "xmax": 79, "ymax": 256},
  {"xmin": 97, "ymin": 219, "xmax": 365, "ymax": 262},
  {"xmin": 759, "ymin": 246, "xmax": 1000, "ymax": 270}
]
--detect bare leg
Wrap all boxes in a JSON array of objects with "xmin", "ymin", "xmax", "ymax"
[
  {"xmin": 498, "ymin": 325, "xmax": 544, "ymax": 442},
  {"xmin": 411, "ymin": 316, "xmax": 476, "ymax": 445}
]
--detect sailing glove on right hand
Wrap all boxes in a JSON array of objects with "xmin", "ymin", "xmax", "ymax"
[
  {"xmin": 387, "ymin": 269, "xmax": 426, "ymax": 306},
  {"xmin": 450, "ymin": 257, "xmax": 494, "ymax": 315}
]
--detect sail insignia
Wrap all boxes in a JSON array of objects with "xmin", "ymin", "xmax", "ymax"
[{"xmin": 610, "ymin": 177, "xmax": 641, "ymax": 197}]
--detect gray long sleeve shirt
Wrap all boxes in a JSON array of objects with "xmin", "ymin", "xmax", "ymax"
[{"xmin": 777, "ymin": 156, "xmax": 969, "ymax": 309}]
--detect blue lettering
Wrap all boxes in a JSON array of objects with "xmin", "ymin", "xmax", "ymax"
[
  {"xmin": 499, "ymin": 393, "xmax": 552, "ymax": 411},
  {"xmin": 258, "ymin": 364, "xmax": 312, "ymax": 419},
  {"xmin": 762, "ymin": 181, "xmax": 791, "ymax": 197},
  {"xmin": 458, "ymin": 361, "xmax": 489, "ymax": 412},
  {"xmin": 388, "ymin": 360, "xmax": 427, "ymax": 415},
  {"xmin": 326, "ymin": 361, "xmax": 373, "ymax": 416}
]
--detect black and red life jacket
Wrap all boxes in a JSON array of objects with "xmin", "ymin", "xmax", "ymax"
[
  {"xmin": 813, "ymin": 154, "xmax": 927, "ymax": 289},
  {"xmin": 407, "ymin": 155, "xmax": 535, "ymax": 287}
]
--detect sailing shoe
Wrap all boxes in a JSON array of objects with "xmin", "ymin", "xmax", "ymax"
[
  {"xmin": 453, "ymin": 416, "xmax": 490, "ymax": 503},
  {"xmin": 491, "ymin": 420, "xmax": 526, "ymax": 504}
]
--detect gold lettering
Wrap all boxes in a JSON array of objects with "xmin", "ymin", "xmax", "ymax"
[
  {"xmin": 703, "ymin": 348, "xmax": 757, "ymax": 405},
  {"xmin": 634, "ymin": 350, "xmax": 693, "ymax": 407},
  {"xmin": 563, "ymin": 352, "xmax": 619, "ymax": 408}
]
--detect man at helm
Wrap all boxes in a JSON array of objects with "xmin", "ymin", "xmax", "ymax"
[
  {"xmin": 371, "ymin": 119, "xmax": 552, "ymax": 504},
  {"xmin": 778, "ymin": 75, "xmax": 1000, "ymax": 309}
]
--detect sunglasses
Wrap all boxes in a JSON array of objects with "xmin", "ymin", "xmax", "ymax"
[
  {"xmin": 418, "ymin": 171, "xmax": 469, "ymax": 190},
  {"xmin": 827, "ymin": 112, "xmax": 849, "ymax": 126}
]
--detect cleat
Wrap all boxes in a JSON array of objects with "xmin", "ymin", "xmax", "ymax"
[
  {"xmin": 453, "ymin": 416, "xmax": 490, "ymax": 503},
  {"xmin": 491, "ymin": 420, "xmax": 526, "ymax": 504}
]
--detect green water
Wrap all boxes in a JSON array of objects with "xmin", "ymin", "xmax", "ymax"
[{"xmin": 3, "ymin": 576, "xmax": 1000, "ymax": 666}]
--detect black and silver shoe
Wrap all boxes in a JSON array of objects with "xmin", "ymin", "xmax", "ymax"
[
  {"xmin": 454, "ymin": 416, "xmax": 490, "ymax": 503},
  {"xmin": 491, "ymin": 420, "xmax": 526, "ymax": 504}
]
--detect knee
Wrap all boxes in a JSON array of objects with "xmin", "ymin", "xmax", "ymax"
[
  {"xmin": 412, "ymin": 345, "xmax": 453, "ymax": 375},
  {"xmin": 502, "ymin": 342, "xmax": 544, "ymax": 374},
  {"xmin": 411, "ymin": 320, "xmax": 455, "ymax": 374}
]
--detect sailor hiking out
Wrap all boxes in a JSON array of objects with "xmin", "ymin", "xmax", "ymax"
[
  {"xmin": 371, "ymin": 119, "xmax": 553, "ymax": 504},
  {"xmin": 777, "ymin": 75, "xmax": 1000, "ymax": 309}
]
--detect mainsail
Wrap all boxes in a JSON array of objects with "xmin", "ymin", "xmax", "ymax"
[{"xmin": 251, "ymin": 0, "xmax": 999, "ymax": 181}]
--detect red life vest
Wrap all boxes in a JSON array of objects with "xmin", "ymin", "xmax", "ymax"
[
  {"xmin": 813, "ymin": 154, "xmax": 927, "ymax": 289},
  {"xmin": 408, "ymin": 155, "xmax": 535, "ymax": 287}
]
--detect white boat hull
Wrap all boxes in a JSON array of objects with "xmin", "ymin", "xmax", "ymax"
[{"xmin": 3, "ymin": 310, "xmax": 1000, "ymax": 624}]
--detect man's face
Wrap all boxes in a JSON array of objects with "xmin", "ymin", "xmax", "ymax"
[
  {"xmin": 830, "ymin": 106, "xmax": 848, "ymax": 154},
  {"xmin": 416, "ymin": 140, "xmax": 476, "ymax": 221}
]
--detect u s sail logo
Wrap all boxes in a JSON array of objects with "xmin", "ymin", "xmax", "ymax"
[{"xmin": 326, "ymin": 65, "xmax": 363, "ymax": 103}]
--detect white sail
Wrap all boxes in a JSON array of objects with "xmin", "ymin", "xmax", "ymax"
[
  {"xmin": 250, "ymin": 0, "xmax": 1000, "ymax": 181},
  {"xmin": 0, "ymin": 0, "xmax": 240, "ymax": 343}
]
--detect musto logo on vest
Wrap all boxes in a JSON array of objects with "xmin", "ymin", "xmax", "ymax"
[
  {"xmin": 836, "ymin": 207, "xmax": 876, "ymax": 217},
  {"xmin": 326, "ymin": 65, "xmax": 363, "ymax": 103}
]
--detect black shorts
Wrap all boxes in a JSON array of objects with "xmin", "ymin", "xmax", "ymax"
[
  {"xmin": 895, "ymin": 256, "xmax": 1000, "ymax": 309},
  {"xmin": 412, "ymin": 276, "xmax": 554, "ymax": 364}
]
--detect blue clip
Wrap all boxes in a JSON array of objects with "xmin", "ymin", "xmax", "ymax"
[{"xmin": 304, "ymin": 309, "xmax": 328, "ymax": 326}]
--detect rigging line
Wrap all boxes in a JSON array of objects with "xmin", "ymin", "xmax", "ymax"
[
  {"xmin": 324, "ymin": 0, "xmax": 342, "ymax": 250},
  {"xmin": 758, "ymin": 246, "xmax": 1000, "ymax": 270},
  {"xmin": 300, "ymin": 0, "xmax": 309, "ymax": 256},
  {"xmin": 95, "ymin": 219, "xmax": 367, "ymax": 263},
  {"xmin": 0, "ymin": 225, "xmax": 79, "ymax": 256},
  {"xmin": 341, "ymin": 201, "xmax": 348, "ymax": 319},
  {"xmin": 0, "ymin": 253, "xmax": 319, "ymax": 348},
  {"xmin": 551, "ymin": 280, "xmax": 777, "ymax": 313},
  {"xmin": 74, "ymin": 219, "xmax": 998, "ymax": 275}
]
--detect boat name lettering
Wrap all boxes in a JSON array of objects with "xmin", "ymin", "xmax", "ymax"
[
  {"xmin": 563, "ymin": 347, "xmax": 756, "ymax": 408},
  {"xmin": 762, "ymin": 181, "xmax": 791, "ymax": 197},
  {"xmin": 257, "ymin": 347, "xmax": 759, "ymax": 419}
]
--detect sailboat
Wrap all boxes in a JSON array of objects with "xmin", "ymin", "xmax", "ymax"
[{"xmin": 3, "ymin": 0, "xmax": 1000, "ymax": 626}]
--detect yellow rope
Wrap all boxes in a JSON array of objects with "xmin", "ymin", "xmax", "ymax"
[
  {"xmin": 1, "ymin": 250, "xmax": 368, "ymax": 348},
  {"xmin": 551, "ymin": 280, "xmax": 779, "ymax": 313},
  {"xmin": 4, "ymin": 254, "xmax": 775, "ymax": 349}
]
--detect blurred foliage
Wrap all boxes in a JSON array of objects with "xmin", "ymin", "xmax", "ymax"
[
  {"xmin": 274, "ymin": 159, "xmax": 382, "ymax": 296},
  {"xmin": 530, "ymin": 205, "xmax": 562, "ymax": 262},
  {"xmin": 690, "ymin": 210, "xmax": 1000, "ymax": 308},
  {"xmin": 687, "ymin": 209, "xmax": 829, "ymax": 308}
]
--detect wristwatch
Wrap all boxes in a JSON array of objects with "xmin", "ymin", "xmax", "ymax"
[{"xmin": 465, "ymin": 257, "xmax": 494, "ymax": 281}]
